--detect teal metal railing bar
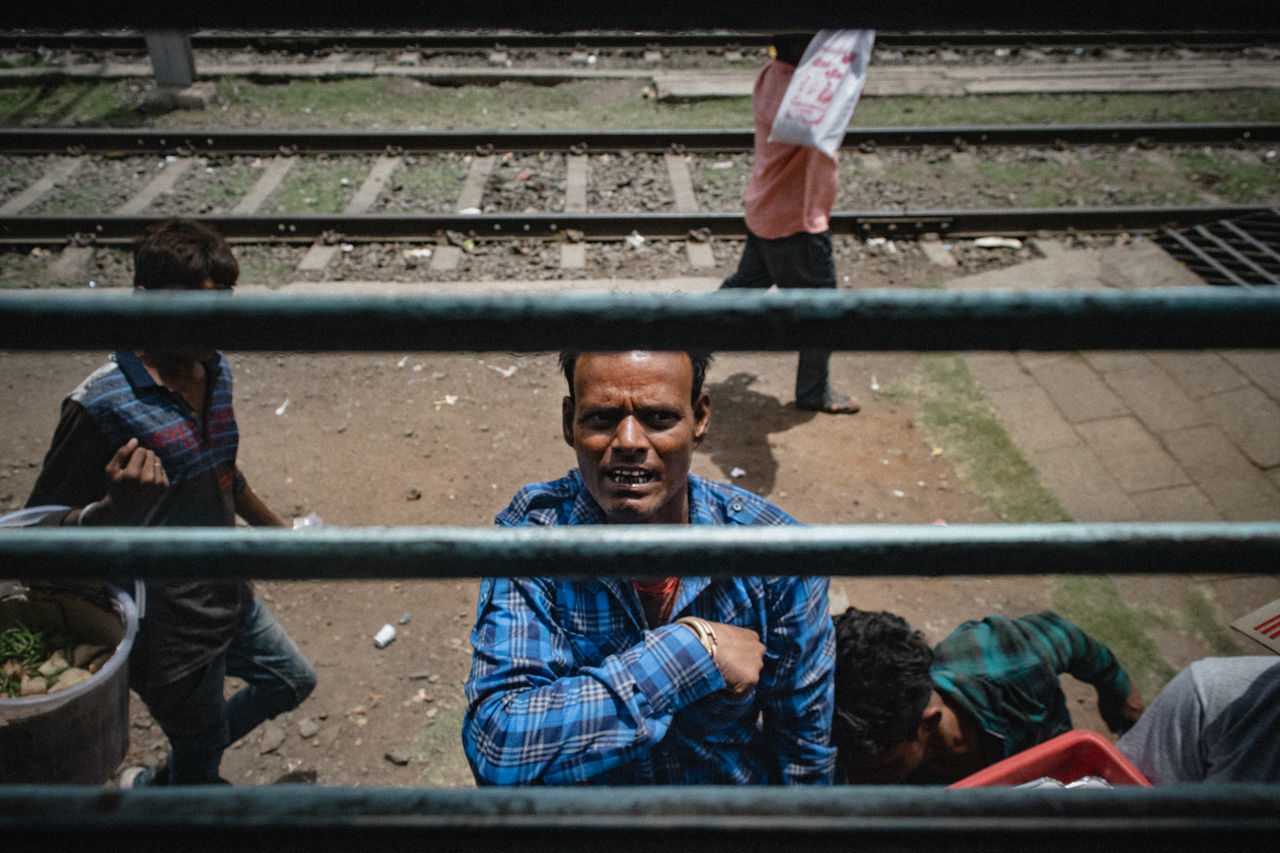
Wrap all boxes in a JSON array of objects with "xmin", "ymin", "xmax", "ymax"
[
  {"xmin": 2, "ymin": 784, "xmax": 1278, "ymax": 849},
  {"xmin": 1, "ymin": 287, "xmax": 1278, "ymax": 352},
  {"xmin": 2, "ymin": 523, "xmax": 1278, "ymax": 580}
]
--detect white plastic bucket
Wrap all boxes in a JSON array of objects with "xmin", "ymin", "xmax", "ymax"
[{"xmin": 0, "ymin": 584, "xmax": 138, "ymax": 784}]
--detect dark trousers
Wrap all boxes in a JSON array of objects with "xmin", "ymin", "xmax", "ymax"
[
  {"xmin": 720, "ymin": 228, "xmax": 837, "ymax": 407},
  {"xmin": 133, "ymin": 597, "xmax": 316, "ymax": 784}
]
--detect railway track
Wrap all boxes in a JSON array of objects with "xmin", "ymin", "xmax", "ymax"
[
  {"xmin": 4, "ymin": 208, "xmax": 1273, "ymax": 246},
  {"xmin": 1, "ymin": 122, "xmax": 1276, "ymax": 285},
  {"xmin": 5, "ymin": 29, "xmax": 1275, "ymax": 100},
  {"xmin": 3, "ymin": 123, "xmax": 1276, "ymax": 155},
  {"xmin": 1, "ymin": 122, "xmax": 1276, "ymax": 242},
  {"xmin": 4, "ymin": 29, "xmax": 1279, "ymax": 56}
]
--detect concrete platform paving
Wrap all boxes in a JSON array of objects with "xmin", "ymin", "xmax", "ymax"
[{"xmin": 951, "ymin": 238, "xmax": 1280, "ymax": 523}]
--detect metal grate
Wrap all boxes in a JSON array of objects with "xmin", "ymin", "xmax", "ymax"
[{"xmin": 1158, "ymin": 208, "xmax": 1280, "ymax": 287}]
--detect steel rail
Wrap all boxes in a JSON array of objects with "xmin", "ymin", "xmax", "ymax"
[
  {"xmin": 2, "ymin": 123, "xmax": 1276, "ymax": 155},
  {"xmin": 2, "ymin": 30, "xmax": 1277, "ymax": 51},
  {"xmin": 1, "ymin": 785, "xmax": 1278, "ymax": 852},
  {"xmin": 2, "ymin": 287, "xmax": 1277, "ymax": 353},
  {"xmin": 11, "ymin": 3, "xmax": 1280, "ymax": 32},
  {"xmin": 3, "ymin": 523, "xmax": 1279, "ymax": 581},
  {"xmin": 0, "ymin": 205, "xmax": 1271, "ymax": 245}
]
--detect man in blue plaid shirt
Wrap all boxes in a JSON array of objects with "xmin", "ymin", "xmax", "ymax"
[{"xmin": 463, "ymin": 350, "xmax": 836, "ymax": 785}]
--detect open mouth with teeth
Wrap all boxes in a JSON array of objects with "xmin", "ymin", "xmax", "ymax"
[{"xmin": 607, "ymin": 467, "xmax": 655, "ymax": 486}]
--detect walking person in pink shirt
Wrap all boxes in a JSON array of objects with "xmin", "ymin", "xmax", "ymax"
[{"xmin": 720, "ymin": 33, "xmax": 859, "ymax": 414}]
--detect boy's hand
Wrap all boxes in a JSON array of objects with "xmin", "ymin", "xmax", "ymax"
[{"xmin": 81, "ymin": 438, "xmax": 169, "ymax": 525}]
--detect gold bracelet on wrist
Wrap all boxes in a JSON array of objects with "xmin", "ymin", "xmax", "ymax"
[{"xmin": 675, "ymin": 616, "xmax": 717, "ymax": 662}]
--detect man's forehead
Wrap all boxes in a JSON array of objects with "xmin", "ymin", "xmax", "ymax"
[
  {"xmin": 574, "ymin": 351, "xmax": 692, "ymax": 387},
  {"xmin": 576, "ymin": 350, "xmax": 696, "ymax": 404}
]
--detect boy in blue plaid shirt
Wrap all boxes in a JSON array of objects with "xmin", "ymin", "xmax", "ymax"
[{"xmin": 463, "ymin": 350, "xmax": 836, "ymax": 785}]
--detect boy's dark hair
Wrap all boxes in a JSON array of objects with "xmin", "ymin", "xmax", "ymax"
[
  {"xmin": 832, "ymin": 606, "xmax": 935, "ymax": 762},
  {"xmin": 134, "ymin": 218, "xmax": 238, "ymax": 291},
  {"xmin": 772, "ymin": 32, "xmax": 815, "ymax": 66},
  {"xmin": 558, "ymin": 350, "xmax": 713, "ymax": 406}
]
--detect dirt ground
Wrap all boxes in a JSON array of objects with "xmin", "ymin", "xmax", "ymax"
[{"xmin": 2, "ymin": 343, "xmax": 1145, "ymax": 788}]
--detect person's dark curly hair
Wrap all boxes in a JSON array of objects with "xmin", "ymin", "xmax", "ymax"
[
  {"xmin": 558, "ymin": 350, "xmax": 713, "ymax": 406},
  {"xmin": 832, "ymin": 607, "xmax": 936, "ymax": 763},
  {"xmin": 134, "ymin": 218, "xmax": 238, "ymax": 291}
]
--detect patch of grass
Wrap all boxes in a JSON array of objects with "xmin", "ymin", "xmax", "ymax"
[
  {"xmin": 195, "ymin": 77, "xmax": 750, "ymax": 132},
  {"xmin": 974, "ymin": 159, "xmax": 1072, "ymax": 207},
  {"xmin": 192, "ymin": 159, "xmax": 263, "ymax": 208},
  {"xmin": 1051, "ymin": 575, "xmax": 1178, "ymax": 698},
  {"xmin": 0, "ymin": 250, "xmax": 50, "ymax": 288},
  {"xmin": 1186, "ymin": 589, "xmax": 1243, "ymax": 657},
  {"xmin": 1172, "ymin": 150, "xmax": 1280, "ymax": 203},
  {"xmin": 29, "ymin": 176, "xmax": 122, "ymax": 215},
  {"xmin": 1075, "ymin": 155, "xmax": 1206, "ymax": 205},
  {"xmin": 886, "ymin": 354, "xmax": 1069, "ymax": 523},
  {"xmin": 379, "ymin": 155, "xmax": 468, "ymax": 212},
  {"xmin": 234, "ymin": 246, "xmax": 297, "ymax": 286},
  {"xmin": 0, "ymin": 81, "xmax": 139, "ymax": 126},
  {"xmin": 853, "ymin": 90, "xmax": 1280, "ymax": 127},
  {"xmin": 263, "ymin": 155, "xmax": 366, "ymax": 214},
  {"xmin": 6, "ymin": 76, "xmax": 1274, "ymax": 131}
]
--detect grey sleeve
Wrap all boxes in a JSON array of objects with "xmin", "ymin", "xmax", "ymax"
[
  {"xmin": 1117, "ymin": 656, "xmax": 1280, "ymax": 784},
  {"xmin": 1116, "ymin": 663, "xmax": 1206, "ymax": 783},
  {"xmin": 1199, "ymin": 657, "xmax": 1280, "ymax": 783}
]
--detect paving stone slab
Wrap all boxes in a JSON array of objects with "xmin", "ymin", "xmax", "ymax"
[
  {"xmin": 1034, "ymin": 445, "xmax": 1142, "ymax": 522},
  {"xmin": 1147, "ymin": 351, "xmax": 1249, "ymax": 399},
  {"xmin": 1081, "ymin": 351, "xmax": 1149, "ymax": 374},
  {"xmin": 1016, "ymin": 351, "xmax": 1070, "ymax": 371},
  {"xmin": 1075, "ymin": 416, "xmax": 1190, "ymax": 493},
  {"xmin": 986, "ymin": 386, "xmax": 1081, "ymax": 453},
  {"xmin": 963, "ymin": 352, "xmax": 1035, "ymax": 393},
  {"xmin": 1101, "ymin": 360, "xmax": 1210, "ymax": 434},
  {"xmin": 1024, "ymin": 355, "xmax": 1129, "ymax": 424},
  {"xmin": 1162, "ymin": 425, "xmax": 1280, "ymax": 520},
  {"xmin": 1200, "ymin": 386, "xmax": 1280, "ymax": 469},
  {"xmin": 1220, "ymin": 350, "xmax": 1280, "ymax": 401},
  {"xmin": 946, "ymin": 256, "xmax": 1100, "ymax": 291},
  {"xmin": 1095, "ymin": 239, "xmax": 1206, "ymax": 289},
  {"xmin": 1129, "ymin": 485, "xmax": 1222, "ymax": 522}
]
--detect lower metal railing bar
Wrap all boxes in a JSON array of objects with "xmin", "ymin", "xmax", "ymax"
[
  {"xmin": 3, "ymin": 523, "xmax": 1278, "ymax": 580},
  {"xmin": 1, "ymin": 785, "xmax": 1277, "ymax": 852}
]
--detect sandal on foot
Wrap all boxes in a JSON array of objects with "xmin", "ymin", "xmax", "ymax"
[{"xmin": 798, "ymin": 392, "xmax": 860, "ymax": 414}]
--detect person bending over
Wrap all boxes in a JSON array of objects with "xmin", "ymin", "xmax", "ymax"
[{"xmin": 832, "ymin": 607, "xmax": 1143, "ymax": 784}]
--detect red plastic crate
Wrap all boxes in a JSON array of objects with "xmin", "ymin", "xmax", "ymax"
[{"xmin": 948, "ymin": 729, "xmax": 1151, "ymax": 788}]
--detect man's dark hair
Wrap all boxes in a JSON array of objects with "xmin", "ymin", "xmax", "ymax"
[
  {"xmin": 134, "ymin": 218, "xmax": 238, "ymax": 291},
  {"xmin": 772, "ymin": 33, "xmax": 815, "ymax": 66},
  {"xmin": 832, "ymin": 607, "xmax": 935, "ymax": 762},
  {"xmin": 558, "ymin": 350, "xmax": 714, "ymax": 406}
]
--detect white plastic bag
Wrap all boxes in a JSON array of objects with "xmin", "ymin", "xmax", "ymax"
[{"xmin": 769, "ymin": 29, "xmax": 876, "ymax": 159}]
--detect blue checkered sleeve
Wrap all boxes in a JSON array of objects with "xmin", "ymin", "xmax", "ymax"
[
  {"xmin": 463, "ymin": 576, "xmax": 724, "ymax": 785},
  {"xmin": 758, "ymin": 574, "xmax": 837, "ymax": 784}
]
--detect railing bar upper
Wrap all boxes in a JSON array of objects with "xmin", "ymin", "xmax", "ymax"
[{"xmin": 2, "ymin": 289, "xmax": 1279, "ymax": 352}]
